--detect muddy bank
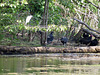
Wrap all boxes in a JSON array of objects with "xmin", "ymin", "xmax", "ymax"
[{"xmin": 0, "ymin": 45, "xmax": 100, "ymax": 54}]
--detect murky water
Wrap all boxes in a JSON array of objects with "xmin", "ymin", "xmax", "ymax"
[{"xmin": 0, "ymin": 53, "xmax": 100, "ymax": 75}]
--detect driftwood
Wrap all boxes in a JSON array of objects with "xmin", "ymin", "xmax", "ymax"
[{"xmin": 0, "ymin": 45, "xmax": 100, "ymax": 54}]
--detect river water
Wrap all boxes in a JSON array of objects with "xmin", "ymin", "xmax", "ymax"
[{"xmin": 0, "ymin": 53, "xmax": 100, "ymax": 75}]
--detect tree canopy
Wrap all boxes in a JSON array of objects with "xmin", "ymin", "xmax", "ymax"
[{"xmin": 0, "ymin": 0, "xmax": 100, "ymax": 46}]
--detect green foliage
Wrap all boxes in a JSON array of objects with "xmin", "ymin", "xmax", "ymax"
[
  {"xmin": 98, "ymin": 19, "xmax": 100, "ymax": 28},
  {"xmin": 0, "ymin": 14, "xmax": 13, "ymax": 26},
  {"xmin": 18, "ymin": 23, "xmax": 25, "ymax": 30},
  {"xmin": 0, "ymin": 26, "xmax": 4, "ymax": 41},
  {"xmin": 59, "ymin": 0, "xmax": 74, "ymax": 8},
  {"xmin": 5, "ymin": 25, "xmax": 17, "ymax": 35},
  {"xmin": 48, "ymin": 2, "xmax": 68, "ymax": 25},
  {"xmin": 0, "ymin": 0, "xmax": 28, "ymax": 13},
  {"xmin": 16, "ymin": 24, "xmax": 68, "ymax": 33},
  {"xmin": 27, "ymin": 0, "xmax": 45, "ymax": 15},
  {"xmin": 99, "ymin": 24, "xmax": 100, "ymax": 28},
  {"xmin": 47, "ymin": 24, "xmax": 67, "ymax": 32},
  {"xmin": 0, "ymin": 0, "xmax": 29, "ymax": 27},
  {"xmin": 0, "ymin": 32, "xmax": 4, "ymax": 41},
  {"xmin": 88, "ymin": 4, "xmax": 97, "ymax": 13},
  {"xmin": 0, "ymin": 0, "xmax": 99, "ymax": 46}
]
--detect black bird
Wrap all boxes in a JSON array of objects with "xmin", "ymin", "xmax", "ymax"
[
  {"xmin": 79, "ymin": 34, "xmax": 92, "ymax": 45},
  {"xmin": 60, "ymin": 37, "xmax": 68, "ymax": 46},
  {"xmin": 83, "ymin": 33, "xmax": 89, "ymax": 38},
  {"xmin": 79, "ymin": 33, "xmax": 89, "ymax": 44},
  {"xmin": 88, "ymin": 38, "xmax": 98, "ymax": 46},
  {"xmin": 37, "ymin": 30, "xmax": 43, "ymax": 34},
  {"xmin": 47, "ymin": 32, "xmax": 54, "ymax": 44}
]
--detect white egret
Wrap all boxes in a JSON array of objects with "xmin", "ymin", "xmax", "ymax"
[{"xmin": 25, "ymin": 15, "xmax": 33, "ymax": 25}]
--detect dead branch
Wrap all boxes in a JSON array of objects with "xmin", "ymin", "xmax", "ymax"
[
  {"xmin": 73, "ymin": 18, "xmax": 100, "ymax": 34},
  {"xmin": 87, "ymin": 0, "xmax": 100, "ymax": 10},
  {"xmin": 82, "ymin": 28, "xmax": 100, "ymax": 39}
]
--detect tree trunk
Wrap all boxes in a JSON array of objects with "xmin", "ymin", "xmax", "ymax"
[
  {"xmin": 72, "ymin": 28, "xmax": 84, "ymax": 42},
  {"xmin": 1, "ymin": 0, "xmax": 3, "ymax": 3},
  {"xmin": 45, "ymin": 0, "xmax": 49, "ymax": 45},
  {"xmin": 21, "ymin": 30, "xmax": 24, "ymax": 37},
  {"xmin": 41, "ymin": 0, "xmax": 49, "ymax": 46},
  {"xmin": 28, "ymin": 31, "xmax": 36, "ymax": 42}
]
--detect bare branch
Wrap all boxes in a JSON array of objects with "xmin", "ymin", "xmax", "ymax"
[
  {"xmin": 73, "ymin": 18, "xmax": 100, "ymax": 34},
  {"xmin": 82, "ymin": 28, "xmax": 100, "ymax": 39},
  {"xmin": 87, "ymin": 0, "xmax": 100, "ymax": 10}
]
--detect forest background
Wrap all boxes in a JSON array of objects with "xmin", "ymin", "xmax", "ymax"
[{"xmin": 0, "ymin": 0, "xmax": 100, "ymax": 46}]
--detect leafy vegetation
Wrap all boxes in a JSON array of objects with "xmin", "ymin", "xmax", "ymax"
[{"xmin": 0, "ymin": 0, "xmax": 100, "ymax": 46}]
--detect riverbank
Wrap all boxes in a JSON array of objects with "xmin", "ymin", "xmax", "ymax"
[{"xmin": 0, "ymin": 45, "xmax": 100, "ymax": 55}]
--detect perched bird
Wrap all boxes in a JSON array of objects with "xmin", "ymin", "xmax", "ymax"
[
  {"xmin": 79, "ymin": 33, "xmax": 89, "ymax": 44},
  {"xmin": 88, "ymin": 38, "xmax": 98, "ymax": 46},
  {"xmin": 25, "ymin": 15, "xmax": 33, "ymax": 25},
  {"xmin": 37, "ymin": 30, "xmax": 43, "ymax": 35},
  {"xmin": 83, "ymin": 33, "xmax": 89, "ymax": 38},
  {"xmin": 60, "ymin": 37, "xmax": 68, "ymax": 46},
  {"xmin": 79, "ymin": 33, "xmax": 92, "ymax": 45},
  {"xmin": 47, "ymin": 32, "xmax": 54, "ymax": 44}
]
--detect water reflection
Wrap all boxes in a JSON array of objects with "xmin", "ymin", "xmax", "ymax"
[{"xmin": 0, "ymin": 53, "xmax": 100, "ymax": 75}]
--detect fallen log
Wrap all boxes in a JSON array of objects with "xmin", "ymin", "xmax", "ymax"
[{"xmin": 0, "ymin": 45, "xmax": 100, "ymax": 54}]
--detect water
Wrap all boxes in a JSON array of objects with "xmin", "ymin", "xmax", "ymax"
[{"xmin": 0, "ymin": 53, "xmax": 100, "ymax": 75}]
